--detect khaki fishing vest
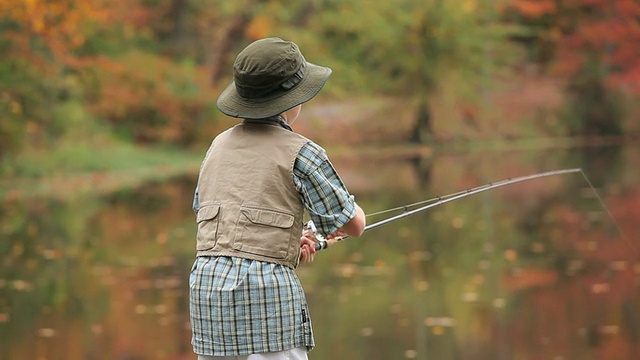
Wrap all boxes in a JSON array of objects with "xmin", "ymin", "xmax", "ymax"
[{"xmin": 195, "ymin": 122, "xmax": 309, "ymax": 269}]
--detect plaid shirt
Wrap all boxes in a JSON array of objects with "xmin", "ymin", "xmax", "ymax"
[{"xmin": 190, "ymin": 120, "xmax": 356, "ymax": 356}]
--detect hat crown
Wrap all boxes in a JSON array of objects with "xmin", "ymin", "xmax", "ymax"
[
  {"xmin": 233, "ymin": 38, "xmax": 304, "ymax": 99},
  {"xmin": 216, "ymin": 37, "xmax": 331, "ymax": 119}
]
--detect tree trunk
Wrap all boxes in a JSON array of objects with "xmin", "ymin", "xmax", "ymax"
[
  {"xmin": 208, "ymin": 13, "xmax": 251, "ymax": 86},
  {"xmin": 169, "ymin": 0, "xmax": 187, "ymax": 54},
  {"xmin": 410, "ymin": 99, "xmax": 433, "ymax": 144}
]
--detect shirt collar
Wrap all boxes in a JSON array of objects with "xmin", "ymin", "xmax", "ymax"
[{"xmin": 243, "ymin": 116, "xmax": 293, "ymax": 131}]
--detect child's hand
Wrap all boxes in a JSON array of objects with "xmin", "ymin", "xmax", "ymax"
[
  {"xmin": 327, "ymin": 229, "xmax": 347, "ymax": 240},
  {"xmin": 299, "ymin": 230, "xmax": 317, "ymax": 264}
]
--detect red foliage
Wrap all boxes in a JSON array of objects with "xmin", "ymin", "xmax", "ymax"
[
  {"xmin": 512, "ymin": 0, "xmax": 557, "ymax": 17},
  {"xmin": 510, "ymin": 0, "xmax": 640, "ymax": 95},
  {"xmin": 607, "ymin": 186, "xmax": 640, "ymax": 248},
  {"xmin": 101, "ymin": 0, "xmax": 155, "ymax": 28}
]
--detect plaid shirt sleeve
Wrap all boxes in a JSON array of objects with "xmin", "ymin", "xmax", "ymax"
[{"xmin": 293, "ymin": 141, "xmax": 356, "ymax": 237}]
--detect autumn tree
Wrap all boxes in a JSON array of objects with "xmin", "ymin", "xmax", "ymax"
[
  {"xmin": 0, "ymin": 0, "xmax": 108, "ymax": 155},
  {"xmin": 507, "ymin": 0, "xmax": 640, "ymax": 136},
  {"xmin": 0, "ymin": 0, "xmax": 225, "ymax": 156},
  {"xmin": 243, "ymin": 0, "xmax": 519, "ymax": 143}
]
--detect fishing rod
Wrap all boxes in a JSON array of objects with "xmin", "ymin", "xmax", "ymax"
[{"xmin": 309, "ymin": 168, "xmax": 633, "ymax": 252}]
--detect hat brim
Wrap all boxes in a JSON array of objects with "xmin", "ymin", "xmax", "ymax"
[{"xmin": 216, "ymin": 61, "xmax": 332, "ymax": 119}]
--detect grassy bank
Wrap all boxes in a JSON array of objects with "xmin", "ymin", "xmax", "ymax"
[{"xmin": 0, "ymin": 140, "xmax": 202, "ymax": 200}]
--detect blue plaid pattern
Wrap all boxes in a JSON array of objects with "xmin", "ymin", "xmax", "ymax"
[
  {"xmin": 190, "ymin": 124, "xmax": 356, "ymax": 356},
  {"xmin": 293, "ymin": 141, "xmax": 356, "ymax": 237},
  {"xmin": 190, "ymin": 257, "xmax": 313, "ymax": 356}
]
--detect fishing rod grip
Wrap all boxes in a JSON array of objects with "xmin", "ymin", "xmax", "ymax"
[{"xmin": 313, "ymin": 236, "xmax": 348, "ymax": 251}]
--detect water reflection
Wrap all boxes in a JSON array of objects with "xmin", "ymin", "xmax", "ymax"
[
  {"xmin": 0, "ymin": 178, "xmax": 196, "ymax": 360},
  {"xmin": 1, "ymin": 145, "xmax": 639, "ymax": 360}
]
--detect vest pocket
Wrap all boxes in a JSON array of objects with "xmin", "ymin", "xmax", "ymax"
[
  {"xmin": 196, "ymin": 203, "xmax": 221, "ymax": 251},
  {"xmin": 234, "ymin": 206, "xmax": 295, "ymax": 259}
]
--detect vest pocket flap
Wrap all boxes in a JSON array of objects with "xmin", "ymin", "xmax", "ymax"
[
  {"xmin": 197, "ymin": 204, "xmax": 220, "ymax": 222},
  {"xmin": 241, "ymin": 208, "xmax": 294, "ymax": 228}
]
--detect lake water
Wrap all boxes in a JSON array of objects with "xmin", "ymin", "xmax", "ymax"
[{"xmin": 1, "ymin": 143, "xmax": 639, "ymax": 360}]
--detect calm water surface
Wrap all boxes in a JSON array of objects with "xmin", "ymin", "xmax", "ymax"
[{"xmin": 1, "ymin": 144, "xmax": 639, "ymax": 360}]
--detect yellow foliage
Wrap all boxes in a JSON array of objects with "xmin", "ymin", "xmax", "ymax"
[
  {"xmin": 246, "ymin": 15, "xmax": 273, "ymax": 41},
  {"xmin": 462, "ymin": 0, "xmax": 477, "ymax": 13},
  {"xmin": 0, "ymin": 0, "xmax": 107, "ymax": 62}
]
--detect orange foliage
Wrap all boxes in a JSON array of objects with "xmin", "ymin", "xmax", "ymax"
[
  {"xmin": 246, "ymin": 15, "xmax": 274, "ymax": 41},
  {"xmin": 100, "ymin": 0, "xmax": 155, "ymax": 28},
  {"xmin": 87, "ymin": 51, "xmax": 218, "ymax": 143},
  {"xmin": 502, "ymin": 268, "xmax": 558, "ymax": 291},
  {"xmin": 1, "ymin": 0, "xmax": 218, "ymax": 144},
  {"xmin": 0, "ymin": 0, "xmax": 108, "ymax": 66},
  {"xmin": 511, "ymin": 0, "xmax": 556, "ymax": 17}
]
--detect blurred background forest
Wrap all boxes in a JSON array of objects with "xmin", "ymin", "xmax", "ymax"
[
  {"xmin": 1, "ymin": 0, "xmax": 639, "ymax": 175},
  {"xmin": 2, "ymin": 1, "xmax": 640, "ymax": 360}
]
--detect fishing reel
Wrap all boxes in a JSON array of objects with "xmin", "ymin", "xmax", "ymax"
[{"xmin": 305, "ymin": 220, "xmax": 329, "ymax": 251}]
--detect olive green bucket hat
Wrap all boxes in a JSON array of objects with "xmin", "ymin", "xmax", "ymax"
[{"xmin": 216, "ymin": 37, "xmax": 332, "ymax": 119}]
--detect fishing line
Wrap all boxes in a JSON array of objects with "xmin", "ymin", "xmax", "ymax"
[
  {"xmin": 311, "ymin": 168, "xmax": 635, "ymax": 254},
  {"xmin": 578, "ymin": 170, "xmax": 636, "ymax": 254}
]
